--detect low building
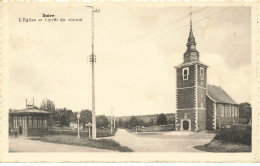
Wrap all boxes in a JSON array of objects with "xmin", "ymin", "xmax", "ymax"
[
  {"xmin": 9, "ymin": 104, "xmax": 51, "ymax": 137},
  {"xmin": 206, "ymin": 85, "xmax": 239, "ymax": 130}
]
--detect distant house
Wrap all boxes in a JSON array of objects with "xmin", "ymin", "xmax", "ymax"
[
  {"xmin": 70, "ymin": 122, "xmax": 78, "ymax": 130},
  {"xmin": 206, "ymin": 85, "xmax": 239, "ymax": 130},
  {"xmin": 9, "ymin": 103, "xmax": 51, "ymax": 137}
]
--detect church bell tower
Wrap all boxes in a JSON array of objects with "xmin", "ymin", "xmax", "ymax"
[{"xmin": 175, "ymin": 9, "xmax": 208, "ymax": 131}]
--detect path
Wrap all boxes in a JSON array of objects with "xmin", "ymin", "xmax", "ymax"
[
  {"xmin": 109, "ymin": 129, "xmax": 215, "ymax": 152},
  {"xmin": 9, "ymin": 137, "xmax": 112, "ymax": 152}
]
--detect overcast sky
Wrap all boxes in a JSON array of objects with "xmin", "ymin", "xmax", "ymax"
[{"xmin": 6, "ymin": 4, "xmax": 251, "ymax": 116}]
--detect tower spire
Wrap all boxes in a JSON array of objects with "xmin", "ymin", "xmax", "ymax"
[
  {"xmin": 190, "ymin": 6, "xmax": 192, "ymax": 27},
  {"xmin": 183, "ymin": 6, "xmax": 199, "ymax": 63}
]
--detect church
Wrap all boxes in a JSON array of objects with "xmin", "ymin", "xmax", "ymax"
[{"xmin": 175, "ymin": 19, "xmax": 239, "ymax": 131}]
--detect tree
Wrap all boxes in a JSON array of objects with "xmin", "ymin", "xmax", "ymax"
[
  {"xmin": 239, "ymin": 102, "xmax": 251, "ymax": 124},
  {"xmin": 96, "ymin": 115, "xmax": 109, "ymax": 130},
  {"xmin": 40, "ymin": 98, "xmax": 55, "ymax": 112},
  {"xmin": 117, "ymin": 118, "xmax": 124, "ymax": 128},
  {"xmin": 149, "ymin": 118, "xmax": 156, "ymax": 126},
  {"xmin": 128, "ymin": 116, "xmax": 139, "ymax": 128},
  {"xmin": 80, "ymin": 109, "xmax": 92, "ymax": 131},
  {"xmin": 40, "ymin": 98, "xmax": 56, "ymax": 127},
  {"xmin": 56, "ymin": 108, "xmax": 74, "ymax": 129},
  {"xmin": 157, "ymin": 113, "xmax": 167, "ymax": 126}
]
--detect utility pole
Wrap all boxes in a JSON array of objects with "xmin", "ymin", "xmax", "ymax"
[{"xmin": 86, "ymin": 6, "xmax": 100, "ymax": 139}]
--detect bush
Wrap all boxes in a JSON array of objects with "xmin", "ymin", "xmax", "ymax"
[{"xmin": 214, "ymin": 125, "xmax": 251, "ymax": 145}]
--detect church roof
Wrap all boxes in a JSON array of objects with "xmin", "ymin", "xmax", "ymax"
[
  {"xmin": 9, "ymin": 108, "xmax": 51, "ymax": 114},
  {"xmin": 175, "ymin": 60, "xmax": 208, "ymax": 68},
  {"xmin": 207, "ymin": 84, "xmax": 237, "ymax": 105}
]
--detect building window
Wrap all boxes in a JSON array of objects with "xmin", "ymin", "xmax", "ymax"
[
  {"xmin": 225, "ymin": 106, "xmax": 228, "ymax": 117},
  {"xmin": 182, "ymin": 67, "xmax": 189, "ymax": 80},
  {"xmin": 234, "ymin": 107, "xmax": 238, "ymax": 116},
  {"xmin": 200, "ymin": 68, "xmax": 204, "ymax": 80},
  {"xmin": 221, "ymin": 106, "xmax": 224, "ymax": 117},
  {"xmin": 232, "ymin": 107, "xmax": 234, "ymax": 116},
  {"xmin": 201, "ymin": 103, "xmax": 203, "ymax": 108},
  {"xmin": 33, "ymin": 116, "xmax": 37, "ymax": 127},
  {"xmin": 28, "ymin": 116, "xmax": 32, "ymax": 127}
]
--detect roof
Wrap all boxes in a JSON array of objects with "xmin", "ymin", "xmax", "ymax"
[
  {"xmin": 175, "ymin": 60, "xmax": 208, "ymax": 68},
  {"xmin": 9, "ymin": 108, "xmax": 51, "ymax": 115},
  {"xmin": 207, "ymin": 84, "xmax": 237, "ymax": 105}
]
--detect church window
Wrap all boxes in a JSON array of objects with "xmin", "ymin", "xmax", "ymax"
[
  {"xmin": 200, "ymin": 68, "xmax": 204, "ymax": 80},
  {"xmin": 225, "ymin": 106, "xmax": 228, "ymax": 117},
  {"xmin": 221, "ymin": 106, "xmax": 224, "ymax": 117},
  {"xmin": 182, "ymin": 67, "xmax": 189, "ymax": 80}
]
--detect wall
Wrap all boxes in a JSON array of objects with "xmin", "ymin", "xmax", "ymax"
[
  {"xmin": 176, "ymin": 109, "xmax": 196, "ymax": 131},
  {"xmin": 206, "ymin": 96, "xmax": 214, "ymax": 130},
  {"xmin": 27, "ymin": 127, "xmax": 49, "ymax": 136},
  {"xmin": 216, "ymin": 103, "xmax": 239, "ymax": 129},
  {"xmin": 134, "ymin": 124, "xmax": 175, "ymax": 132}
]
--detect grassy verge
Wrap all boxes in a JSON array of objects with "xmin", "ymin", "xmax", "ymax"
[
  {"xmin": 31, "ymin": 135, "xmax": 133, "ymax": 152},
  {"xmin": 48, "ymin": 128, "xmax": 117, "ymax": 138},
  {"xmin": 194, "ymin": 140, "xmax": 251, "ymax": 152}
]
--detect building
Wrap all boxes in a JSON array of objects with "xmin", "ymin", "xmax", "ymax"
[
  {"xmin": 206, "ymin": 85, "xmax": 239, "ymax": 130},
  {"xmin": 9, "ymin": 101, "xmax": 51, "ymax": 137},
  {"xmin": 175, "ymin": 19, "xmax": 239, "ymax": 131}
]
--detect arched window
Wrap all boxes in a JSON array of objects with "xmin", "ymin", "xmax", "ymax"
[
  {"xmin": 182, "ymin": 67, "xmax": 189, "ymax": 80},
  {"xmin": 221, "ymin": 106, "xmax": 224, "ymax": 117},
  {"xmin": 200, "ymin": 68, "xmax": 204, "ymax": 80}
]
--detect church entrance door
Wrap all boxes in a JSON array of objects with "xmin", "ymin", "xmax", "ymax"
[{"xmin": 183, "ymin": 121, "xmax": 189, "ymax": 130}]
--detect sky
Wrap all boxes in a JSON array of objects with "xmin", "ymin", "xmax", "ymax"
[{"xmin": 6, "ymin": 4, "xmax": 251, "ymax": 116}]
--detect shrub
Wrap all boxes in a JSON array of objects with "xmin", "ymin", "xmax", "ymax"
[{"xmin": 214, "ymin": 125, "xmax": 251, "ymax": 145}]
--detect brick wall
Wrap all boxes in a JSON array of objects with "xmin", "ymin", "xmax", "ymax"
[
  {"xmin": 176, "ymin": 65, "xmax": 195, "ymax": 88},
  {"xmin": 177, "ymin": 88, "xmax": 195, "ymax": 109},
  {"xmin": 206, "ymin": 96, "xmax": 214, "ymax": 130}
]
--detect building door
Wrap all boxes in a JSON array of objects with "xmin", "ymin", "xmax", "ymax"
[
  {"xmin": 183, "ymin": 120, "xmax": 189, "ymax": 130},
  {"xmin": 19, "ymin": 126, "xmax": 22, "ymax": 135}
]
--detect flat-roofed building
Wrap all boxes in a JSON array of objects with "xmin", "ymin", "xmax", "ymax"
[{"xmin": 9, "ymin": 102, "xmax": 51, "ymax": 137}]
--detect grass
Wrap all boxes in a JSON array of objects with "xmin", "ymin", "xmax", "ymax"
[
  {"xmin": 31, "ymin": 135, "xmax": 133, "ymax": 152},
  {"xmin": 48, "ymin": 128, "xmax": 117, "ymax": 138},
  {"xmin": 194, "ymin": 140, "xmax": 251, "ymax": 152}
]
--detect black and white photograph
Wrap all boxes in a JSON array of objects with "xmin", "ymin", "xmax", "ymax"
[{"xmin": 0, "ymin": 1, "xmax": 258, "ymax": 163}]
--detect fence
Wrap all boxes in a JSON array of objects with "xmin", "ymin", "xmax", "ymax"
[{"xmin": 132, "ymin": 124, "xmax": 175, "ymax": 132}]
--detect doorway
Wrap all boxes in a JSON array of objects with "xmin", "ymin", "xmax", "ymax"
[
  {"xmin": 183, "ymin": 120, "xmax": 189, "ymax": 130},
  {"xmin": 19, "ymin": 126, "xmax": 22, "ymax": 135}
]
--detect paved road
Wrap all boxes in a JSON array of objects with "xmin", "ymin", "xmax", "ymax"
[
  {"xmin": 9, "ymin": 137, "xmax": 112, "ymax": 152},
  {"xmin": 110, "ymin": 129, "xmax": 215, "ymax": 152}
]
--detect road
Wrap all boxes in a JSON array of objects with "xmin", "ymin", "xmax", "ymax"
[
  {"xmin": 9, "ymin": 137, "xmax": 112, "ymax": 152},
  {"xmin": 110, "ymin": 129, "xmax": 215, "ymax": 152}
]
